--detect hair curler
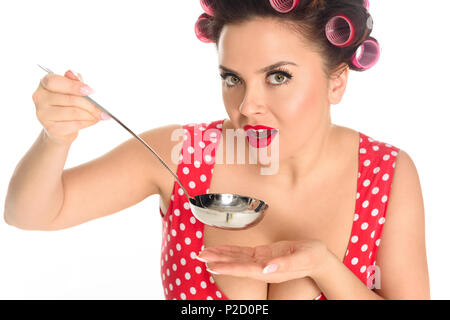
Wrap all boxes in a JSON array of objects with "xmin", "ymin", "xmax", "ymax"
[
  {"xmin": 325, "ymin": 11, "xmax": 373, "ymax": 48},
  {"xmin": 195, "ymin": 13, "xmax": 215, "ymax": 43},
  {"xmin": 200, "ymin": 0, "xmax": 215, "ymax": 16},
  {"xmin": 325, "ymin": 15, "xmax": 355, "ymax": 47},
  {"xmin": 351, "ymin": 36, "xmax": 380, "ymax": 70},
  {"xmin": 363, "ymin": 0, "xmax": 370, "ymax": 10},
  {"xmin": 269, "ymin": 0, "xmax": 300, "ymax": 13}
]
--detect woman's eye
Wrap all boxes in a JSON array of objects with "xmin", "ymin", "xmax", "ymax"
[
  {"xmin": 268, "ymin": 73, "xmax": 287, "ymax": 85},
  {"xmin": 223, "ymin": 75, "xmax": 240, "ymax": 87}
]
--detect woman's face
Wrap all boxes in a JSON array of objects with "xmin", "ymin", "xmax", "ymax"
[{"xmin": 217, "ymin": 17, "xmax": 346, "ymax": 165}]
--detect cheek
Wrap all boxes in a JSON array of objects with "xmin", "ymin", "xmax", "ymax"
[
  {"xmin": 222, "ymin": 88, "xmax": 243, "ymax": 118},
  {"xmin": 276, "ymin": 79, "xmax": 325, "ymax": 124},
  {"xmin": 276, "ymin": 79, "xmax": 328, "ymax": 149}
]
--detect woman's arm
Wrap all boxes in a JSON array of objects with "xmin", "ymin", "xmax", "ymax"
[
  {"xmin": 4, "ymin": 129, "xmax": 72, "ymax": 228},
  {"xmin": 311, "ymin": 150, "xmax": 430, "ymax": 300},
  {"xmin": 371, "ymin": 150, "xmax": 430, "ymax": 299},
  {"xmin": 4, "ymin": 124, "xmax": 183, "ymax": 231}
]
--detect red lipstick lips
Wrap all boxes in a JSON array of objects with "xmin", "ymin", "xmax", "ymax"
[
  {"xmin": 243, "ymin": 125, "xmax": 278, "ymax": 148},
  {"xmin": 244, "ymin": 124, "xmax": 276, "ymax": 131}
]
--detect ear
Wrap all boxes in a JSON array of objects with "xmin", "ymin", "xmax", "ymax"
[{"xmin": 328, "ymin": 63, "xmax": 349, "ymax": 105}]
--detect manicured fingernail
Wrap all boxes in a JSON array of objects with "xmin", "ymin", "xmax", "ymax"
[
  {"xmin": 80, "ymin": 85, "xmax": 94, "ymax": 95},
  {"xmin": 262, "ymin": 264, "xmax": 278, "ymax": 274},
  {"xmin": 195, "ymin": 255, "xmax": 208, "ymax": 263},
  {"xmin": 101, "ymin": 112, "xmax": 111, "ymax": 120},
  {"xmin": 206, "ymin": 268, "xmax": 220, "ymax": 275},
  {"xmin": 76, "ymin": 72, "xmax": 83, "ymax": 82},
  {"xmin": 69, "ymin": 70, "xmax": 81, "ymax": 81}
]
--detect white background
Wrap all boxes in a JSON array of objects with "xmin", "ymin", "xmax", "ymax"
[{"xmin": 0, "ymin": 0, "xmax": 448, "ymax": 299}]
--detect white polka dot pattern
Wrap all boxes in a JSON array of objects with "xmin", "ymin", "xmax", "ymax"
[
  {"xmin": 317, "ymin": 132, "xmax": 400, "ymax": 300},
  {"xmin": 158, "ymin": 123, "xmax": 399, "ymax": 301},
  {"xmin": 159, "ymin": 119, "xmax": 226, "ymax": 300}
]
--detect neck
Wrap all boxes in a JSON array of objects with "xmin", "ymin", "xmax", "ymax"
[{"xmin": 275, "ymin": 117, "xmax": 337, "ymax": 189}]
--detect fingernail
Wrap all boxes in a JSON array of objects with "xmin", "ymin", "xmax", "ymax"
[
  {"xmin": 76, "ymin": 72, "xmax": 83, "ymax": 82},
  {"xmin": 262, "ymin": 264, "xmax": 278, "ymax": 274},
  {"xmin": 206, "ymin": 268, "xmax": 220, "ymax": 275},
  {"xmin": 69, "ymin": 70, "xmax": 81, "ymax": 81},
  {"xmin": 100, "ymin": 112, "xmax": 111, "ymax": 120},
  {"xmin": 80, "ymin": 85, "xmax": 94, "ymax": 95},
  {"xmin": 195, "ymin": 255, "xmax": 208, "ymax": 263}
]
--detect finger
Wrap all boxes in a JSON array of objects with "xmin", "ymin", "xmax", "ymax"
[
  {"xmin": 39, "ymin": 105, "xmax": 101, "ymax": 122},
  {"xmin": 76, "ymin": 72, "xmax": 84, "ymax": 82},
  {"xmin": 200, "ymin": 246, "xmax": 256, "ymax": 260},
  {"xmin": 197, "ymin": 249, "xmax": 249, "ymax": 263},
  {"xmin": 45, "ymin": 92, "xmax": 103, "ymax": 120},
  {"xmin": 211, "ymin": 245, "xmax": 256, "ymax": 256},
  {"xmin": 207, "ymin": 261, "xmax": 265, "ymax": 279},
  {"xmin": 64, "ymin": 69, "xmax": 81, "ymax": 81},
  {"xmin": 202, "ymin": 246, "xmax": 245, "ymax": 255},
  {"xmin": 40, "ymin": 73, "xmax": 94, "ymax": 97},
  {"xmin": 65, "ymin": 69, "xmax": 84, "ymax": 82},
  {"xmin": 206, "ymin": 261, "xmax": 299, "ymax": 284}
]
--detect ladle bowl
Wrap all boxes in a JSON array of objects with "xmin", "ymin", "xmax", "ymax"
[{"xmin": 189, "ymin": 193, "xmax": 268, "ymax": 230}]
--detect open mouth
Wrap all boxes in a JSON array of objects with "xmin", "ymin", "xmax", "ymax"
[
  {"xmin": 246, "ymin": 129, "xmax": 276, "ymax": 139},
  {"xmin": 244, "ymin": 128, "xmax": 278, "ymax": 148}
]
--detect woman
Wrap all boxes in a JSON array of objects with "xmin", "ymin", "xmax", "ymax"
[{"xmin": 4, "ymin": 0, "xmax": 429, "ymax": 300}]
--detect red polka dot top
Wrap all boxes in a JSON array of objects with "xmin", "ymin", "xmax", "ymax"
[{"xmin": 159, "ymin": 118, "xmax": 400, "ymax": 300}]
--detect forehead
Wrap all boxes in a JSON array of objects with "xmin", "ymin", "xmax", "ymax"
[{"xmin": 217, "ymin": 17, "xmax": 316, "ymax": 67}]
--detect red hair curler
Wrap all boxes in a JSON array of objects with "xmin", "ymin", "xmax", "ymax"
[
  {"xmin": 195, "ymin": 13, "xmax": 215, "ymax": 43},
  {"xmin": 200, "ymin": 0, "xmax": 215, "ymax": 17},
  {"xmin": 269, "ymin": 0, "xmax": 300, "ymax": 13},
  {"xmin": 351, "ymin": 36, "xmax": 380, "ymax": 70}
]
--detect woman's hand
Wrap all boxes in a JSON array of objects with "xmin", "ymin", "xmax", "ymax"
[
  {"xmin": 196, "ymin": 239, "xmax": 331, "ymax": 283},
  {"xmin": 32, "ymin": 69, "xmax": 106, "ymax": 146}
]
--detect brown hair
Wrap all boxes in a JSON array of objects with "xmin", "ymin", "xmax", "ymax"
[{"xmin": 198, "ymin": 0, "xmax": 374, "ymax": 78}]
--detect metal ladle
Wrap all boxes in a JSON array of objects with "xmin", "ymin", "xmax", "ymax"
[{"xmin": 37, "ymin": 65, "xmax": 269, "ymax": 230}]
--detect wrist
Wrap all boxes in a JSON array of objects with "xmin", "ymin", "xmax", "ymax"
[
  {"xmin": 309, "ymin": 246, "xmax": 340, "ymax": 281},
  {"xmin": 41, "ymin": 129, "xmax": 75, "ymax": 149}
]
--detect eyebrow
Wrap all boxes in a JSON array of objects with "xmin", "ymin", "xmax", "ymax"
[{"xmin": 218, "ymin": 61, "xmax": 298, "ymax": 76}]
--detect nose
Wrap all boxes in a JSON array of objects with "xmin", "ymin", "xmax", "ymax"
[{"xmin": 238, "ymin": 86, "xmax": 267, "ymax": 117}]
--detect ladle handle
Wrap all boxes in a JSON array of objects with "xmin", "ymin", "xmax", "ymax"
[{"xmin": 83, "ymin": 96, "xmax": 193, "ymax": 200}]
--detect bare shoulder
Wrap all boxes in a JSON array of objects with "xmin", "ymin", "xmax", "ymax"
[
  {"xmin": 392, "ymin": 149, "xmax": 421, "ymax": 186},
  {"xmin": 387, "ymin": 149, "xmax": 424, "ymax": 218},
  {"xmin": 373, "ymin": 148, "xmax": 430, "ymax": 299}
]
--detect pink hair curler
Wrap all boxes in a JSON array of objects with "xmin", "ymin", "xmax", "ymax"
[
  {"xmin": 351, "ymin": 37, "xmax": 380, "ymax": 70},
  {"xmin": 195, "ymin": 13, "xmax": 214, "ymax": 43},
  {"xmin": 269, "ymin": 0, "xmax": 300, "ymax": 13},
  {"xmin": 200, "ymin": 0, "xmax": 215, "ymax": 17},
  {"xmin": 363, "ymin": 0, "xmax": 370, "ymax": 10},
  {"xmin": 325, "ymin": 15, "xmax": 355, "ymax": 47}
]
